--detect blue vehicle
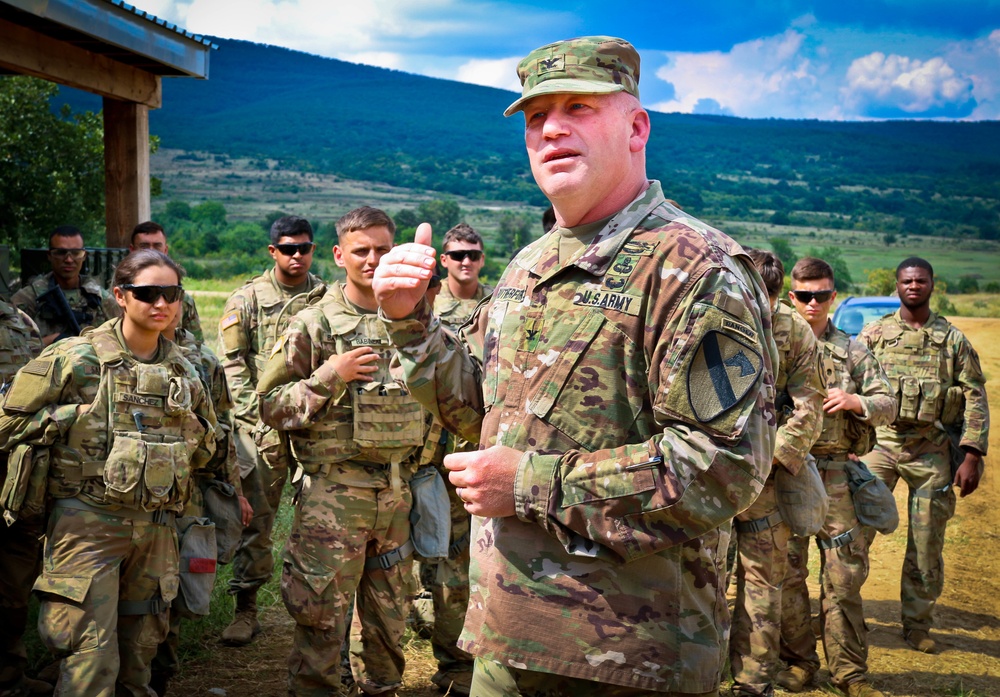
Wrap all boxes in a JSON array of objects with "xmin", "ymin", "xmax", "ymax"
[{"xmin": 832, "ymin": 296, "xmax": 901, "ymax": 338}]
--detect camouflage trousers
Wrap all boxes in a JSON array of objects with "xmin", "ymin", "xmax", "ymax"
[
  {"xmin": 780, "ymin": 460, "xmax": 871, "ymax": 687},
  {"xmin": 415, "ymin": 473, "xmax": 473, "ymax": 674},
  {"xmin": 470, "ymin": 657, "xmax": 721, "ymax": 697},
  {"xmin": 730, "ymin": 473, "xmax": 790, "ymax": 696},
  {"xmin": 0, "ymin": 512, "xmax": 44, "ymax": 688},
  {"xmin": 863, "ymin": 440, "xmax": 955, "ymax": 632},
  {"xmin": 34, "ymin": 504, "xmax": 179, "ymax": 697},
  {"xmin": 282, "ymin": 467, "xmax": 415, "ymax": 697},
  {"xmin": 229, "ymin": 433, "xmax": 288, "ymax": 595}
]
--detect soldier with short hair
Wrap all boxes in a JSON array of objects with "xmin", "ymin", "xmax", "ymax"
[
  {"xmin": 780, "ymin": 257, "xmax": 896, "ymax": 697},
  {"xmin": 130, "ymin": 220, "xmax": 203, "ymax": 342},
  {"xmin": 731, "ymin": 249, "xmax": 825, "ymax": 697},
  {"xmin": 375, "ymin": 36, "xmax": 777, "ymax": 696},
  {"xmin": 12, "ymin": 225, "xmax": 120, "ymax": 346},
  {"xmin": 860, "ymin": 257, "xmax": 989, "ymax": 655},
  {"xmin": 0, "ymin": 301, "xmax": 46, "ymax": 697},
  {"xmin": 258, "ymin": 206, "xmax": 422, "ymax": 696},
  {"xmin": 218, "ymin": 215, "xmax": 326, "ymax": 646}
]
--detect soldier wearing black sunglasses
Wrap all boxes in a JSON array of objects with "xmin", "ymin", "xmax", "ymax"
[{"xmin": 12, "ymin": 225, "xmax": 121, "ymax": 347}]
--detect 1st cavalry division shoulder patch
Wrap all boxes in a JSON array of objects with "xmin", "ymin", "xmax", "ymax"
[{"xmin": 687, "ymin": 330, "xmax": 762, "ymax": 422}]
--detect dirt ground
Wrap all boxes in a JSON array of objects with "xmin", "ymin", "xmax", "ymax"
[{"xmin": 170, "ymin": 317, "xmax": 1000, "ymax": 697}]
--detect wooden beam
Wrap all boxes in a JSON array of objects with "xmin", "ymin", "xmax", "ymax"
[
  {"xmin": 104, "ymin": 98, "xmax": 151, "ymax": 247},
  {"xmin": 0, "ymin": 17, "xmax": 161, "ymax": 108}
]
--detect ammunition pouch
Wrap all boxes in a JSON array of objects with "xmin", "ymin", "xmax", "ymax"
[
  {"xmin": 1, "ymin": 444, "xmax": 50, "ymax": 524},
  {"xmin": 774, "ymin": 455, "xmax": 829, "ymax": 537},
  {"xmin": 352, "ymin": 385, "xmax": 424, "ymax": 456},
  {"xmin": 102, "ymin": 432, "xmax": 190, "ymax": 511},
  {"xmin": 844, "ymin": 414, "xmax": 876, "ymax": 456},
  {"xmin": 252, "ymin": 421, "xmax": 292, "ymax": 473},
  {"xmin": 175, "ymin": 515, "xmax": 218, "ymax": 617},
  {"xmin": 409, "ymin": 465, "xmax": 451, "ymax": 562},
  {"xmin": 940, "ymin": 386, "xmax": 965, "ymax": 426},
  {"xmin": 843, "ymin": 459, "xmax": 899, "ymax": 534}
]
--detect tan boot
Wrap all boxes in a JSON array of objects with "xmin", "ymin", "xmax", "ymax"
[
  {"xmin": 221, "ymin": 590, "xmax": 261, "ymax": 646},
  {"xmin": 845, "ymin": 681, "xmax": 885, "ymax": 697},
  {"xmin": 903, "ymin": 629, "xmax": 936, "ymax": 654},
  {"xmin": 430, "ymin": 669, "xmax": 472, "ymax": 696},
  {"xmin": 775, "ymin": 665, "xmax": 814, "ymax": 693}
]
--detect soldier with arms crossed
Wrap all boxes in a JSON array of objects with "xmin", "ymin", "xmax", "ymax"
[
  {"xmin": 860, "ymin": 257, "xmax": 989, "ymax": 654},
  {"xmin": 780, "ymin": 257, "xmax": 896, "ymax": 697},
  {"xmin": 218, "ymin": 216, "xmax": 325, "ymax": 645},
  {"xmin": 12, "ymin": 225, "xmax": 120, "ymax": 346},
  {"xmin": 375, "ymin": 36, "xmax": 777, "ymax": 697},
  {"xmin": 258, "ymin": 206, "xmax": 422, "ymax": 696}
]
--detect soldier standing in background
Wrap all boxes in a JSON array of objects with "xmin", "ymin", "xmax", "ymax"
[
  {"xmin": 419, "ymin": 223, "xmax": 493, "ymax": 696},
  {"xmin": 218, "ymin": 216, "xmax": 325, "ymax": 646},
  {"xmin": 780, "ymin": 257, "xmax": 896, "ymax": 697},
  {"xmin": 731, "ymin": 249, "xmax": 825, "ymax": 697},
  {"xmin": 0, "ymin": 301, "xmax": 46, "ymax": 697},
  {"xmin": 258, "ymin": 206, "xmax": 422, "ymax": 696},
  {"xmin": 130, "ymin": 221, "xmax": 204, "ymax": 341},
  {"xmin": 12, "ymin": 225, "xmax": 120, "ymax": 346},
  {"xmin": 375, "ymin": 36, "xmax": 777, "ymax": 696},
  {"xmin": 860, "ymin": 257, "xmax": 989, "ymax": 654}
]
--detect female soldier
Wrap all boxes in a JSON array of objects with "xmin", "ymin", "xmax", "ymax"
[{"xmin": 0, "ymin": 249, "xmax": 219, "ymax": 696}]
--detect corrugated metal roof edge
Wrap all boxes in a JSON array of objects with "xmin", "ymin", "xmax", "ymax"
[{"xmin": 103, "ymin": 0, "xmax": 218, "ymax": 50}]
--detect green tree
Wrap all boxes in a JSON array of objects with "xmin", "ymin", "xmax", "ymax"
[
  {"xmin": 495, "ymin": 213, "xmax": 533, "ymax": 262},
  {"xmin": 807, "ymin": 246, "xmax": 853, "ymax": 292},
  {"xmin": 865, "ymin": 268, "xmax": 896, "ymax": 296},
  {"xmin": 416, "ymin": 199, "xmax": 461, "ymax": 246},
  {"xmin": 0, "ymin": 76, "xmax": 105, "ymax": 247},
  {"xmin": 769, "ymin": 236, "xmax": 797, "ymax": 270},
  {"xmin": 191, "ymin": 200, "xmax": 228, "ymax": 228}
]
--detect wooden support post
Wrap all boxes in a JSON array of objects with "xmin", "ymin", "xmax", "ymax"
[{"xmin": 103, "ymin": 98, "xmax": 151, "ymax": 248}]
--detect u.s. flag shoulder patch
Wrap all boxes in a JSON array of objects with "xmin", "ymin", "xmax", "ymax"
[
  {"xmin": 687, "ymin": 330, "xmax": 762, "ymax": 422},
  {"xmin": 220, "ymin": 312, "xmax": 241, "ymax": 330}
]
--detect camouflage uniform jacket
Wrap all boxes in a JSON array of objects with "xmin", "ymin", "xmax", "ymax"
[
  {"xmin": 219, "ymin": 268, "xmax": 325, "ymax": 430},
  {"xmin": 11, "ymin": 272, "xmax": 120, "ymax": 340},
  {"xmin": 859, "ymin": 310, "xmax": 989, "ymax": 454},
  {"xmin": 0, "ymin": 318, "xmax": 217, "ymax": 513},
  {"xmin": 0, "ymin": 300, "xmax": 42, "ymax": 386},
  {"xmin": 258, "ymin": 282, "xmax": 423, "ymax": 476},
  {"xmin": 812, "ymin": 321, "xmax": 896, "ymax": 457},
  {"xmin": 176, "ymin": 327, "xmax": 241, "ymax": 493},
  {"xmin": 179, "ymin": 292, "xmax": 204, "ymax": 343},
  {"xmin": 772, "ymin": 301, "xmax": 825, "ymax": 473},
  {"xmin": 384, "ymin": 182, "xmax": 778, "ymax": 692},
  {"xmin": 434, "ymin": 281, "xmax": 493, "ymax": 331}
]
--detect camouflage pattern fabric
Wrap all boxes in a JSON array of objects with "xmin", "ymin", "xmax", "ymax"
[
  {"xmin": 434, "ymin": 281, "xmax": 492, "ymax": 331},
  {"xmin": 219, "ymin": 268, "xmax": 325, "ymax": 595},
  {"xmin": 859, "ymin": 310, "xmax": 989, "ymax": 632},
  {"xmin": 11, "ymin": 272, "xmax": 120, "ymax": 341},
  {"xmin": 0, "ymin": 318, "xmax": 214, "ymax": 696},
  {"xmin": 780, "ymin": 322, "xmax": 896, "ymax": 687},
  {"xmin": 731, "ymin": 302, "xmax": 824, "ymax": 696},
  {"xmin": 37, "ymin": 507, "xmax": 179, "ymax": 697},
  {"xmin": 258, "ymin": 283, "xmax": 420, "ymax": 695},
  {"xmin": 179, "ymin": 291, "xmax": 204, "ymax": 343},
  {"xmin": 0, "ymin": 301, "xmax": 42, "ymax": 690},
  {"xmin": 384, "ymin": 182, "xmax": 778, "ymax": 692}
]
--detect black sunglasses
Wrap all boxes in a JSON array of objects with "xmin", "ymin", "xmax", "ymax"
[
  {"xmin": 121, "ymin": 284, "xmax": 184, "ymax": 304},
  {"xmin": 791, "ymin": 289, "xmax": 834, "ymax": 304},
  {"xmin": 443, "ymin": 249, "xmax": 483, "ymax": 262},
  {"xmin": 274, "ymin": 242, "xmax": 316, "ymax": 256},
  {"xmin": 49, "ymin": 248, "xmax": 87, "ymax": 260}
]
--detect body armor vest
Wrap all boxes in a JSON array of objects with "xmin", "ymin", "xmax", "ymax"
[
  {"xmin": 871, "ymin": 318, "xmax": 960, "ymax": 426},
  {"xmin": 0, "ymin": 304, "xmax": 38, "ymax": 384},
  {"xmin": 50, "ymin": 323, "xmax": 212, "ymax": 511},
  {"xmin": 288, "ymin": 290, "xmax": 423, "ymax": 474},
  {"xmin": 813, "ymin": 331, "xmax": 874, "ymax": 456},
  {"xmin": 250, "ymin": 273, "xmax": 325, "ymax": 379}
]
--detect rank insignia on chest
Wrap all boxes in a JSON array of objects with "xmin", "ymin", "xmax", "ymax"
[{"xmin": 688, "ymin": 331, "xmax": 763, "ymax": 422}]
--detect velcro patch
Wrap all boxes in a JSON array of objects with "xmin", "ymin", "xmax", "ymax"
[
  {"xmin": 537, "ymin": 55, "xmax": 565, "ymax": 75},
  {"xmin": 722, "ymin": 317, "xmax": 758, "ymax": 344},
  {"xmin": 220, "ymin": 312, "xmax": 241, "ymax": 330},
  {"xmin": 573, "ymin": 289, "xmax": 642, "ymax": 316},
  {"xmin": 270, "ymin": 333, "xmax": 288, "ymax": 358},
  {"xmin": 688, "ymin": 331, "xmax": 763, "ymax": 422},
  {"xmin": 621, "ymin": 240, "xmax": 659, "ymax": 257},
  {"xmin": 187, "ymin": 557, "xmax": 217, "ymax": 574},
  {"xmin": 495, "ymin": 288, "xmax": 526, "ymax": 303},
  {"xmin": 352, "ymin": 336, "xmax": 388, "ymax": 347},
  {"xmin": 115, "ymin": 392, "xmax": 164, "ymax": 408},
  {"xmin": 20, "ymin": 359, "xmax": 52, "ymax": 377}
]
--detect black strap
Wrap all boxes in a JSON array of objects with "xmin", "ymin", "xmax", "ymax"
[
  {"xmin": 118, "ymin": 596, "xmax": 168, "ymax": 616},
  {"xmin": 449, "ymin": 531, "xmax": 470, "ymax": 559},
  {"xmin": 817, "ymin": 526, "xmax": 858, "ymax": 550},
  {"xmin": 734, "ymin": 511, "xmax": 783, "ymax": 534},
  {"xmin": 365, "ymin": 540, "xmax": 414, "ymax": 571}
]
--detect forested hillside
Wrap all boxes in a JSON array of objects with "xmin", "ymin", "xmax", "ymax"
[{"xmin": 56, "ymin": 37, "xmax": 1000, "ymax": 239}]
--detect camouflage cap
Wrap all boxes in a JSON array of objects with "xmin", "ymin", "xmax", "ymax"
[{"xmin": 503, "ymin": 36, "xmax": 640, "ymax": 117}]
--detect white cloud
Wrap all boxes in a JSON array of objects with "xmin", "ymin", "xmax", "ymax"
[
  {"xmin": 650, "ymin": 29, "xmax": 834, "ymax": 119},
  {"xmin": 842, "ymin": 52, "xmax": 975, "ymax": 115},
  {"xmin": 943, "ymin": 28, "xmax": 1000, "ymax": 119},
  {"xmin": 455, "ymin": 57, "xmax": 522, "ymax": 92}
]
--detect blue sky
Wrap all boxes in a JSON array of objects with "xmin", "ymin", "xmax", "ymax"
[{"xmin": 142, "ymin": 0, "xmax": 1000, "ymax": 120}]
